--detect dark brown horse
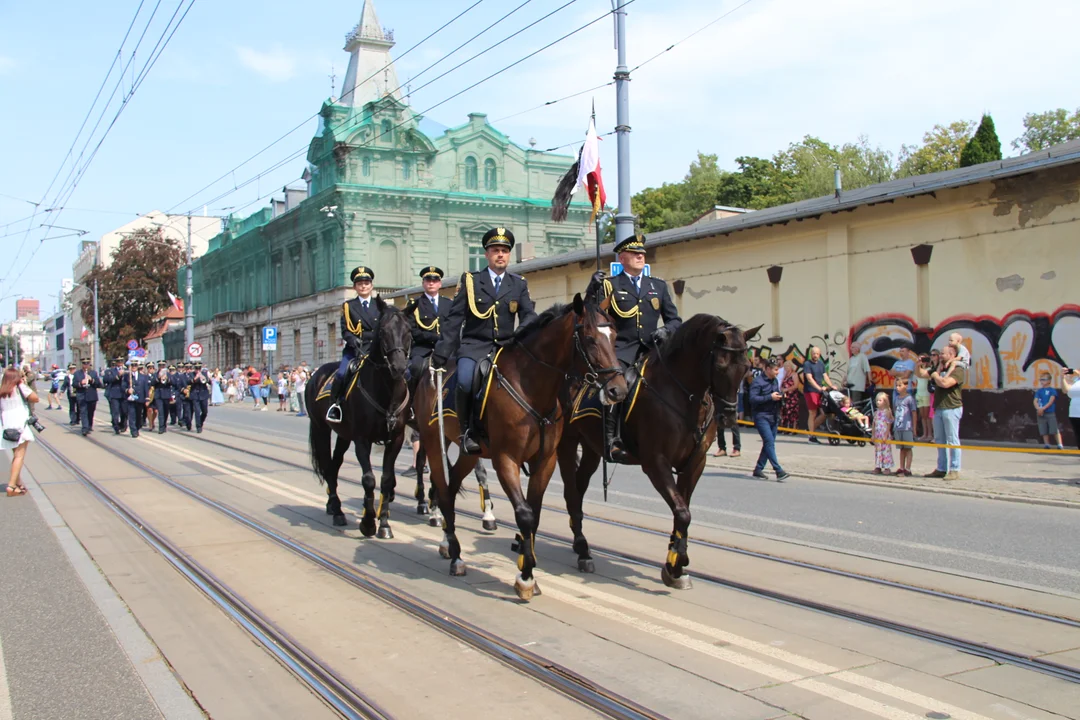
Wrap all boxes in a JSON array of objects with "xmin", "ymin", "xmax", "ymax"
[
  {"xmin": 557, "ymin": 315, "xmax": 759, "ymax": 588},
  {"xmin": 414, "ymin": 294, "xmax": 627, "ymax": 600},
  {"xmin": 307, "ymin": 299, "xmax": 412, "ymax": 539}
]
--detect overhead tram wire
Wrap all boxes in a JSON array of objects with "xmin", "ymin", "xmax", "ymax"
[
  {"xmin": 165, "ymin": 0, "xmax": 493, "ymax": 214},
  {"xmin": 183, "ymin": 1, "xmax": 634, "ymax": 215}
]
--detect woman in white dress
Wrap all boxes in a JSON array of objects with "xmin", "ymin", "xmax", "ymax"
[{"xmin": 1, "ymin": 366, "xmax": 39, "ymax": 496}]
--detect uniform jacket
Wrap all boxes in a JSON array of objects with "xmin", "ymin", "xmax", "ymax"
[
  {"xmin": 125, "ymin": 372, "xmax": 151, "ymax": 403},
  {"xmin": 434, "ymin": 270, "xmax": 537, "ymax": 364},
  {"xmin": 73, "ymin": 369, "xmax": 103, "ymax": 402},
  {"xmin": 173, "ymin": 372, "xmax": 191, "ymax": 398},
  {"xmin": 407, "ymin": 293, "xmax": 451, "ymax": 362},
  {"xmin": 340, "ymin": 296, "xmax": 381, "ymax": 357},
  {"xmin": 102, "ymin": 367, "xmax": 129, "ymax": 400},
  {"xmin": 600, "ymin": 272, "xmax": 682, "ymax": 366},
  {"xmin": 189, "ymin": 369, "xmax": 211, "ymax": 400},
  {"xmin": 152, "ymin": 371, "xmax": 175, "ymax": 401},
  {"xmin": 60, "ymin": 373, "xmax": 77, "ymax": 397}
]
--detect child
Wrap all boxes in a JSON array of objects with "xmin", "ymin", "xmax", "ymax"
[
  {"xmin": 872, "ymin": 391, "xmax": 894, "ymax": 475},
  {"xmin": 893, "ymin": 381, "xmax": 916, "ymax": 476},
  {"xmin": 1034, "ymin": 372, "xmax": 1064, "ymax": 449},
  {"xmin": 277, "ymin": 372, "xmax": 288, "ymax": 411},
  {"xmin": 838, "ymin": 395, "xmax": 870, "ymax": 431}
]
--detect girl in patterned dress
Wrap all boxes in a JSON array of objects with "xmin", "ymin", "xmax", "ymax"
[
  {"xmin": 872, "ymin": 391, "xmax": 894, "ymax": 474},
  {"xmin": 780, "ymin": 361, "xmax": 801, "ymax": 432}
]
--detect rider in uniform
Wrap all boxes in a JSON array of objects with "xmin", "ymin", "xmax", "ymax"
[
  {"xmin": 405, "ymin": 266, "xmax": 450, "ymax": 381},
  {"xmin": 587, "ymin": 233, "xmax": 682, "ymax": 462},
  {"xmin": 432, "ymin": 228, "xmax": 536, "ymax": 455},
  {"xmin": 326, "ymin": 266, "xmax": 381, "ymax": 423}
]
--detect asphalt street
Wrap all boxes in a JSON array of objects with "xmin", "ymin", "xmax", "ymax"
[{"xmin": 202, "ymin": 403, "xmax": 1080, "ymax": 596}]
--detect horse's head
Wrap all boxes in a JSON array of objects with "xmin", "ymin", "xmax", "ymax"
[
  {"xmin": 709, "ymin": 321, "xmax": 761, "ymax": 428},
  {"xmin": 374, "ymin": 298, "xmax": 410, "ymax": 380},
  {"xmin": 573, "ymin": 293, "xmax": 628, "ymax": 405}
]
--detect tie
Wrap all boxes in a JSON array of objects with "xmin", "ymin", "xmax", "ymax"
[
  {"xmin": 493, "ymin": 275, "xmax": 502, "ymax": 296},
  {"xmin": 362, "ymin": 300, "xmax": 369, "ymax": 311},
  {"xmin": 432, "ymin": 298, "xmax": 438, "ymax": 313},
  {"xmin": 632, "ymin": 276, "xmax": 640, "ymax": 295}
]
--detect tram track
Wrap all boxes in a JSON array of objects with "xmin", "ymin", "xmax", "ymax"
[
  {"xmin": 40, "ymin": 427, "xmax": 668, "ymax": 720},
  {"xmin": 174, "ymin": 423, "xmax": 1080, "ymax": 685}
]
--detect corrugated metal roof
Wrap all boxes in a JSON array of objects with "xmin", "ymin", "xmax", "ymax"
[{"xmin": 383, "ymin": 139, "xmax": 1080, "ymax": 299}]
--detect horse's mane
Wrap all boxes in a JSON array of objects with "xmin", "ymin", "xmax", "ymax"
[
  {"xmin": 508, "ymin": 302, "xmax": 571, "ymax": 346},
  {"xmin": 661, "ymin": 313, "xmax": 734, "ymax": 359}
]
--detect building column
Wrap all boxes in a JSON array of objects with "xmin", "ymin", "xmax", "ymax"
[
  {"xmin": 766, "ymin": 266, "xmax": 783, "ymax": 342},
  {"xmin": 910, "ymin": 244, "xmax": 933, "ymax": 330}
]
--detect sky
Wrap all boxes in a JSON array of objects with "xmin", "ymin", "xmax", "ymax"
[{"xmin": 1, "ymin": 0, "xmax": 1078, "ymax": 322}]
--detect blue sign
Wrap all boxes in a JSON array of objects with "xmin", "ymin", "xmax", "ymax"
[
  {"xmin": 609, "ymin": 262, "xmax": 651, "ymax": 277},
  {"xmin": 126, "ymin": 340, "xmax": 139, "ymax": 350},
  {"xmin": 134, "ymin": 348, "xmax": 146, "ymax": 358},
  {"xmin": 262, "ymin": 326, "xmax": 278, "ymax": 351}
]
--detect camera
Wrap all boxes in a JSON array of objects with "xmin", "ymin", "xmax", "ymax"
[
  {"xmin": 27, "ymin": 415, "xmax": 45, "ymax": 433},
  {"xmin": 1066, "ymin": 368, "xmax": 1078, "ymax": 375}
]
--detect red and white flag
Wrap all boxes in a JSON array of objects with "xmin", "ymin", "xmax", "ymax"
[
  {"xmin": 574, "ymin": 117, "xmax": 607, "ymax": 224},
  {"xmin": 167, "ymin": 291, "xmax": 184, "ymax": 312},
  {"xmin": 80, "ymin": 326, "xmax": 89, "ymax": 340}
]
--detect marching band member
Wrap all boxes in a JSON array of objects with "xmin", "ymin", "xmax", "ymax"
[
  {"xmin": 102, "ymin": 356, "xmax": 129, "ymax": 434},
  {"xmin": 190, "ymin": 361, "xmax": 210, "ymax": 433},
  {"xmin": 125, "ymin": 360, "xmax": 151, "ymax": 438},
  {"xmin": 73, "ymin": 358, "xmax": 103, "ymax": 437},
  {"xmin": 152, "ymin": 361, "xmax": 175, "ymax": 434}
]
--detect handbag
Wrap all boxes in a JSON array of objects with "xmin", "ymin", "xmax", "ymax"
[{"xmin": 3, "ymin": 386, "xmax": 32, "ymax": 442}]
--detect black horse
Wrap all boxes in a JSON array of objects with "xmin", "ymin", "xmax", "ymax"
[{"xmin": 307, "ymin": 299, "xmax": 412, "ymax": 539}]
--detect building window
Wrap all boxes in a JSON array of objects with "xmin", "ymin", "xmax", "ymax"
[
  {"xmin": 484, "ymin": 159, "xmax": 497, "ymax": 191},
  {"xmin": 56, "ymin": 316, "xmax": 64, "ymax": 330},
  {"xmin": 464, "ymin": 156, "xmax": 478, "ymax": 190},
  {"xmin": 362, "ymin": 156, "xmax": 371, "ymax": 177},
  {"xmin": 381, "ymin": 120, "xmax": 392, "ymax": 140},
  {"xmin": 468, "ymin": 244, "xmax": 485, "ymax": 272},
  {"xmin": 402, "ymin": 159, "xmax": 411, "ymax": 180}
]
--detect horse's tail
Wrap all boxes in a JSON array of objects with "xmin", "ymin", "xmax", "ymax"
[{"xmin": 308, "ymin": 366, "xmax": 334, "ymax": 486}]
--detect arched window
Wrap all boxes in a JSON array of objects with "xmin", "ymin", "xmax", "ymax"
[
  {"xmin": 484, "ymin": 159, "xmax": 497, "ymax": 191},
  {"xmin": 362, "ymin": 156, "xmax": 371, "ymax": 177},
  {"xmin": 380, "ymin": 120, "xmax": 392, "ymax": 140},
  {"xmin": 464, "ymin": 156, "xmax": 478, "ymax": 190},
  {"xmin": 402, "ymin": 159, "xmax": 411, "ymax": 180}
]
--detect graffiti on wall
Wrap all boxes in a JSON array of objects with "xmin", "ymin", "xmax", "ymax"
[
  {"xmin": 749, "ymin": 330, "xmax": 851, "ymax": 389},
  {"xmin": 848, "ymin": 305, "xmax": 1080, "ymax": 390}
]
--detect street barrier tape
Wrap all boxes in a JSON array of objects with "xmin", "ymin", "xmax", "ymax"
[{"xmin": 733, "ymin": 419, "xmax": 1080, "ymax": 455}]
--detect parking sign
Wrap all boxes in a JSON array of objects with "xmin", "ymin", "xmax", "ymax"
[
  {"xmin": 262, "ymin": 326, "xmax": 278, "ymax": 351},
  {"xmin": 608, "ymin": 262, "xmax": 651, "ymax": 277}
]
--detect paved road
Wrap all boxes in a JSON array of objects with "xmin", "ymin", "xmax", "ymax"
[{"xmin": 205, "ymin": 403, "xmax": 1080, "ymax": 595}]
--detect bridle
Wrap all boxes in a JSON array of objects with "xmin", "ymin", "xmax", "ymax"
[{"xmin": 353, "ymin": 314, "xmax": 411, "ymax": 437}]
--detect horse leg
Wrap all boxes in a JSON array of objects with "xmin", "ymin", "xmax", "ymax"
[
  {"xmin": 355, "ymin": 440, "xmax": 377, "ymax": 538},
  {"xmin": 518, "ymin": 447, "xmax": 559, "ymax": 597},
  {"xmin": 672, "ymin": 451, "xmax": 707, "ymax": 576},
  {"xmin": 442, "ymin": 452, "xmax": 478, "ymax": 577},
  {"xmin": 413, "ymin": 442, "xmax": 429, "ymax": 515},
  {"xmin": 492, "ymin": 453, "xmax": 540, "ymax": 601},
  {"xmin": 376, "ymin": 432, "xmax": 404, "ymax": 540},
  {"xmin": 427, "ymin": 438, "xmax": 449, "ymax": 527},
  {"xmin": 641, "ymin": 459, "xmax": 693, "ymax": 590},
  {"xmin": 327, "ymin": 434, "xmax": 350, "ymax": 527},
  {"xmin": 475, "ymin": 460, "xmax": 497, "ymax": 532},
  {"xmin": 558, "ymin": 437, "xmax": 600, "ymax": 573}
]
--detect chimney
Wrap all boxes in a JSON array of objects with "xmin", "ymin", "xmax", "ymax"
[{"xmin": 834, "ymin": 167, "xmax": 842, "ymax": 199}]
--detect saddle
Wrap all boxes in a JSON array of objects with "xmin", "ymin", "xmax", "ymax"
[
  {"xmin": 569, "ymin": 357, "xmax": 647, "ymax": 426},
  {"xmin": 428, "ymin": 350, "xmax": 502, "ymax": 436},
  {"xmin": 315, "ymin": 357, "xmax": 366, "ymax": 402}
]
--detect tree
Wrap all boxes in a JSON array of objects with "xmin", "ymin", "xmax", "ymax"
[
  {"xmin": 79, "ymin": 228, "xmax": 184, "ymax": 361},
  {"xmin": 1013, "ymin": 108, "xmax": 1080, "ymax": 153},
  {"xmin": 0, "ymin": 334, "xmax": 22, "ymax": 367},
  {"xmin": 777, "ymin": 135, "xmax": 893, "ymax": 201},
  {"xmin": 896, "ymin": 120, "xmax": 976, "ymax": 177},
  {"xmin": 959, "ymin": 113, "xmax": 1002, "ymax": 167}
]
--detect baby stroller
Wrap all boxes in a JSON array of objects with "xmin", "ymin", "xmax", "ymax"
[{"xmin": 820, "ymin": 388, "xmax": 870, "ymax": 446}]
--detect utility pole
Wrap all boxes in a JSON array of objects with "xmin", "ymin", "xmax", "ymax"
[
  {"xmin": 93, "ymin": 278, "xmax": 101, "ymax": 369},
  {"xmin": 185, "ymin": 213, "xmax": 194, "ymax": 352},
  {"xmin": 613, "ymin": 0, "xmax": 633, "ymax": 245}
]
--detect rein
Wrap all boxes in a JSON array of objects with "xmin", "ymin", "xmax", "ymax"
[{"xmin": 353, "ymin": 323, "xmax": 411, "ymax": 438}]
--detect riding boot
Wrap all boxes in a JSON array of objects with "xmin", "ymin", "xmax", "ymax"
[
  {"xmin": 325, "ymin": 374, "xmax": 346, "ymax": 423},
  {"xmin": 457, "ymin": 385, "xmax": 481, "ymax": 455},
  {"xmin": 605, "ymin": 405, "xmax": 631, "ymax": 464}
]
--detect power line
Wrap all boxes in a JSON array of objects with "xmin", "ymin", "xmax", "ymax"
[{"xmin": 630, "ymin": 0, "xmax": 758, "ymax": 74}]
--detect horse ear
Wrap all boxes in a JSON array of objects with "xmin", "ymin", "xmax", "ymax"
[
  {"xmin": 573, "ymin": 293, "xmax": 585, "ymax": 316},
  {"xmin": 743, "ymin": 324, "xmax": 764, "ymax": 344},
  {"xmin": 375, "ymin": 296, "xmax": 388, "ymax": 312}
]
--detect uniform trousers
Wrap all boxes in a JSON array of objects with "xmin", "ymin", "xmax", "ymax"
[
  {"xmin": 192, "ymin": 397, "xmax": 208, "ymax": 430},
  {"xmin": 79, "ymin": 400, "xmax": 97, "ymax": 433},
  {"xmin": 127, "ymin": 401, "xmax": 146, "ymax": 436},
  {"xmin": 67, "ymin": 394, "xmax": 79, "ymax": 424},
  {"xmin": 108, "ymin": 397, "xmax": 127, "ymax": 432},
  {"xmin": 154, "ymin": 397, "xmax": 172, "ymax": 432}
]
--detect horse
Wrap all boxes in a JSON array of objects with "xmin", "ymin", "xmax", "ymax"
[
  {"xmin": 557, "ymin": 315, "xmax": 760, "ymax": 589},
  {"xmin": 414, "ymin": 293, "xmax": 627, "ymax": 600},
  {"xmin": 307, "ymin": 298, "xmax": 412, "ymax": 540}
]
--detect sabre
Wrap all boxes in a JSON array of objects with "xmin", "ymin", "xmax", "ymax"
[{"xmin": 432, "ymin": 365, "xmax": 452, "ymax": 511}]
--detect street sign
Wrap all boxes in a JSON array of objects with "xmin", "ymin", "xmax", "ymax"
[
  {"xmin": 187, "ymin": 342, "xmax": 203, "ymax": 358},
  {"xmin": 608, "ymin": 262, "xmax": 651, "ymax": 277},
  {"xmin": 262, "ymin": 326, "xmax": 278, "ymax": 351},
  {"xmin": 126, "ymin": 340, "xmax": 138, "ymax": 351},
  {"xmin": 134, "ymin": 348, "xmax": 147, "ymax": 358}
]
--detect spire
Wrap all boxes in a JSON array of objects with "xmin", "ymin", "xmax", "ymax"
[{"xmin": 339, "ymin": 0, "xmax": 400, "ymax": 108}]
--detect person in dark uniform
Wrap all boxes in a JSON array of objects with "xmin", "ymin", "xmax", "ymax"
[
  {"xmin": 178, "ymin": 362, "xmax": 194, "ymax": 430},
  {"xmin": 190, "ymin": 361, "xmax": 210, "ymax": 433},
  {"xmin": 60, "ymin": 362, "xmax": 79, "ymax": 425},
  {"xmin": 326, "ymin": 266, "xmax": 381, "ymax": 423},
  {"xmin": 586, "ymin": 232, "xmax": 682, "ymax": 462},
  {"xmin": 406, "ymin": 266, "xmax": 450, "ymax": 380},
  {"xmin": 125, "ymin": 361, "xmax": 150, "ymax": 438},
  {"xmin": 152, "ymin": 361, "xmax": 174, "ymax": 434},
  {"xmin": 102, "ymin": 356, "xmax": 129, "ymax": 434},
  {"xmin": 73, "ymin": 358, "xmax": 103, "ymax": 436},
  {"xmin": 167, "ymin": 364, "xmax": 180, "ymax": 425},
  {"xmin": 432, "ymin": 227, "xmax": 536, "ymax": 454}
]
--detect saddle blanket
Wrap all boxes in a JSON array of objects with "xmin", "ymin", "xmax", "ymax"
[
  {"xmin": 314, "ymin": 357, "xmax": 366, "ymax": 401},
  {"xmin": 569, "ymin": 357, "xmax": 648, "ymax": 425},
  {"xmin": 427, "ymin": 348, "xmax": 503, "ymax": 426}
]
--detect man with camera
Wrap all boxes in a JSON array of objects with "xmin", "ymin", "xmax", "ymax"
[
  {"xmin": 1063, "ymin": 368, "xmax": 1080, "ymax": 448},
  {"xmin": 917, "ymin": 344, "xmax": 965, "ymax": 479}
]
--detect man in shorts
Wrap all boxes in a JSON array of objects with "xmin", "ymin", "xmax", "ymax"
[
  {"xmin": 802, "ymin": 346, "xmax": 833, "ymax": 444},
  {"xmin": 1034, "ymin": 372, "xmax": 1064, "ymax": 449}
]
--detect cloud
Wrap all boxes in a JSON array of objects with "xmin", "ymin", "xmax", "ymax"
[
  {"xmin": 0, "ymin": 56, "xmax": 15, "ymax": 75},
  {"xmin": 236, "ymin": 46, "xmax": 297, "ymax": 81}
]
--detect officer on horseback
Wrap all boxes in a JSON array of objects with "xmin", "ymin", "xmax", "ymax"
[
  {"xmin": 432, "ymin": 227, "xmax": 536, "ymax": 455},
  {"xmin": 587, "ymin": 232, "xmax": 682, "ymax": 462},
  {"xmin": 327, "ymin": 265, "xmax": 381, "ymax": 423},
  {"xmin": 405, "ymin": 266, "xmax": 449, "ymax": 381}
]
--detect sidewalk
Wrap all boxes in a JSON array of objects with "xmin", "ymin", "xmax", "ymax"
[{"xmin": 707, "ymin": 427, "xmax": 1080, "ymax": 508}]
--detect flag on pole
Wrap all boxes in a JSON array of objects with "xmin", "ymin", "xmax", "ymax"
[
  {"xmin": 551, "ymin": 111, "xmax": 607, "ymax": 223},
  {"xmin": 167, "ymin": 291, "xmax": 184, "ymax": 312}
]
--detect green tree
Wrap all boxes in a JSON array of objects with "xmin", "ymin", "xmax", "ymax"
[
  {"xmin": 896, "ymin": 120, "xmax": 976, "ymax": 177},
  {"xmin": 631, "ymin": 182, "xmax": 689, "ymax": 234},
  {"xmin": 0, "ymin": 334, "xmax": 22, "ymax": 367},
  {"xmin": 1013, "ymin": 108, "xmax": 1080, "ymax": 152},
  {"xmin": 959, "ymin": 113, "xmax": 1002, "ymax": 167},
  {"xmin": 79, "ymin": 228, "xmax": 184, "ymax": 361},
  {"xmin": 776, "ymin": 135, "xmax": 894, "ymax": 201}
]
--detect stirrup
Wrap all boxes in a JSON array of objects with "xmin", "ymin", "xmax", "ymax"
[
  {"xmin": 326, "ymin": 403, "xmax": 343, "ymax": 423},
  {"xmin": 461, "ymin": 432, "xmax": 482, "ymax": 455},
  {"xmin": 607, "ymin": 440, "xmax": 632, "ymax": 464}
]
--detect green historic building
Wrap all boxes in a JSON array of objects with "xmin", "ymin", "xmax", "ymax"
[{"xmin": 190, "ymin": 0, "xmax": 592, "ymax": 369}]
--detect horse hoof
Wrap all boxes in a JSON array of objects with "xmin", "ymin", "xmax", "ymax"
[
  {"xmin": 514, "ymin": 574, "xmax": 537, "ymax": 601},
  {"xmin": 359, "ymin": 522, "xmax": 377, "ymax": 538},
  {"xmin": 439, "ymin": 543, "xmax": 450, "ymax": 559},
  {"xmin": 387, "ymin": 490, "xmax": 396, "ymax": 503},
  {"xmin": 416, "ymin": 503, "xmax": 429, "ymax": 515},
  {"xmin": 577, "ymin": 558, "xmax": 595, "ymax": 573},
  {"xmin": 482, "ymin": 519, "xmax": 498, "ymax": 532},
  {"xmin": 450, "ymin": 559, "xmax": 467, "ymax": 577},
  {"xmin": 332, "ymin": 514, "xmax": 347, "ymax": 527},
  {"xmin": 661, "ymin": 564, "xmax": 693, "ymax": 590},
  {"xmin": 428, "ymin": 515, "xmax": 441, "ymax": 527},
  {"xmin": 376, "ymin": 526, "xmax": 394, "ymax": 540}
]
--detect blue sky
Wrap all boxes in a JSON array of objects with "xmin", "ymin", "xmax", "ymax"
[{"xmin": 2, "ymin": 0, "xmax": 1078, "ymax": 322}]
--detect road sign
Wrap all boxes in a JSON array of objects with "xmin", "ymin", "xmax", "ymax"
[
  {"xmin": 262, "ymin": 326, "xmax": 278, "ymax": 351},
  {"xmin": 134, "ymin": 348, "xmax": 147, "ymax": 358},
  {"xmin": 608, "ymin": 262, "xmax": 651, "ymax": 278},
  {"xmin": 187, "ymin": 342, "xmax": 203, "ymax": 358},
  {"xmin": 126, "ymin": 340, "xmax": 138, "ymax": 351}
]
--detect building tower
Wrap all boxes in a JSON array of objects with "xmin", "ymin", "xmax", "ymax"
[{"xmin": 339, "ymin": 0, "xmax": 399, "ymax": 108}]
